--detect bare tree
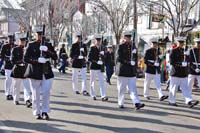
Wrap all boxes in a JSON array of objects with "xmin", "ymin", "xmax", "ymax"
[
  {"xmin": 140, "ymin": 0, "xmax": 200, "ymax": 38},
  {"xmin": 19, "ymin": 0, "xmax": 72, "ymax": 43},
  {"xmin": 88, "ymin": 0, "xmax": 133, "ymax": 45}
]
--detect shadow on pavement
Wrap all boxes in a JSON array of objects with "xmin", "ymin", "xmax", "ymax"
[
  {"xmin": 50, "ymin": 118, "xmax": 162, "ymax": 133},
  {"xmin": 1, "ymin": 120, "xmax": 78, "ymax": 133},
  {"xmin": 50, "ymin": 107, "xmax": 200, "ymax": 130},
  {"xmin": 51, "ymin": 101, "xmax": 118, "ymax": 112}
]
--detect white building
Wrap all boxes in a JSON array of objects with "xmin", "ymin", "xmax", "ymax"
[{"xmin": 0, "ymin": 0, "xmax": 23, "ymax": 38}]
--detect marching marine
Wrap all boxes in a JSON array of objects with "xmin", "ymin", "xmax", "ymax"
[
  {"xmin": 70, "ymin": 33, "xmax": 89, "ymax": 95},
  {"xmin": 115, "ymin": 31, "xmax": 145, "ymax": 109},
  {"xmin": 169, "ymin": 36, "xmax": 199, "ymax": 107},
  {"xmin": 188, "ymin": 38, "xmax": 200, "ymax": 94},
  {"xmin": 88, "ymin": 34, "xmax": 108, "ymax": 101},
  {"xmin": 0, "ymin": 33, "xmax": 14, "ymax": 100},
  {"xmin": 24, "ymin": 26, "xmax": 58, "ymax": 120},
  {"xmin": 144, "ymin": 38, "xmax": 168, "ymax": 101},
  {"xmin": 11, "ymin": 32, "xmax": 32, "ymax": 107}
]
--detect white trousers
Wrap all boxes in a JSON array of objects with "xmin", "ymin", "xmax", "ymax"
[
  {"xmin": 169, "ymin": 77, "xmax": 193, "ymax": 104},
  {"xmin": 30, "ymin": 77, "xmax": 53, "ymax": 115},
  {"xmin": 5, "ymin": 69, "xmax": 13, "ymax": 96},
  {"xmin": 144, "ymin": 73, "xmax": 165, "ymax": 98},
  {"xmin": 188, "ymin": 74, "xmax": 200, "ymax": 94},
  {"xmin": 72, "ymin": 68, "xmax": 87, "ymax": 92},
  {"xmin": 117, "ymin": 76, "xmax": 140, "ymax": 106},
  {"xmin": 13, "ymin": 78, "xmax": 31, "ymax": 102},
  {"xmin": 90, "ymin": 70, "xmax": 106, "ymax": 98}
]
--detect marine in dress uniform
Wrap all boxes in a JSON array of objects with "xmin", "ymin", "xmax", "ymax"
[
  {"xmin": 144, "ymin": 38, "xmax": 168, "ymax": 101},
  {"xmin": 188, "ymin": 38, "xmax": 200, "ymax": 94},
  {"xmin": 24, "ymin": 26, "xmax": 58, "ymax": 120},
  {"xmin": 0, "ymin": 33, "xmax": 14, "ymax": 100},
  {"xmin": 88, "ymin": 34, "xmax": 108, "ymax": 101},
  {"xmin": 169, "ymin": 36, "xmax": 199, "ymax": 107},
  {"xmin": 115, "ymin": 31, "xmax": 145, "ymax": 109},
  {"xmin": 105, "ymin": 45, "xmax": 115, "ymax": 85},
  {"xmin": 70, "ymin": 33, "xmax": 89, "ymax": 95},
  {"xmin": 11, "ymin": 32, "xmax": 32, "ymax": 107}
]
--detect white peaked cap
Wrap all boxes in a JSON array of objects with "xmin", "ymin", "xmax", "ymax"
[
  {"xmin": 194, "ymin": 38, "xmax": 200, "ymax": 42},
  {"xmin": 176, "ymin": 36, "xmax": 186, "ymax": 42},
  {"xmin": 95, "ymin": 34, "xmax": 102, "ymax": 39},
  {"xmin": 76, "ymin": 32, "xmax": 81, "ymax": 36},
  {"xmin": 8, "ymin": 33, "xmax": 14, "ymax": 37},
  {"xmin": 35, "ymin": 26, "xmax": 43, "ymax": 33},
  {"xmin": 123, "ymin": 30, "xmax": 132, "ymax": 36},
  {"xmin": 18, "ymin": 33, "xmax": 27, "ymax": 39},
  {"xmin": 106, "ymin": 44, "xmax": 113, "ymax": 48},
  {"xmin": 150, "ymin": 37, "xmax": 159, "ymax": 43}
]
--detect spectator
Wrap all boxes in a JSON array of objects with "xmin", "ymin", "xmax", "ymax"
[{"xmin": 58, "ymin": 44, "xmax": 68, "ymax": 74}]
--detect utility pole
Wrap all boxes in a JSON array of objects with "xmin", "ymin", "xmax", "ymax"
[
  {"xmin": 48, "ymin": 0, "xmax": 53, "ymax": 40},
  {"xmin": 133, "ymin": 0, "xmax": 138, "ymax": 46}
]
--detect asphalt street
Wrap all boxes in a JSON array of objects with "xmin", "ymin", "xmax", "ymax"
[{"xmin": 0, "ymin": 69, "xmax": 200, "ymax": 133}]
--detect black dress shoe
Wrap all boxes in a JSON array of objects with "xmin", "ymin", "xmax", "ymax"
[
  {"xmin": 75, "ymin": 91, "xmax": 80, "ymax": 94},
  {"xmin": 26, "ymin": 100, "xmax": 32, "ymax": 108},
  {"xmin": 35, "ymin": 114, "xmax": 42, "ymax": 120},
  {"xmin": 119, "ymin": 105, "xmax": 124, "ymax": 108},
  {"xmin": 42, "ymin": 112, "xmax": 49, "ymax": 120},
  {"xmin": 106, "ymin": 80, "xmax": 111, "ymax": 85},
  {"xmin": 169, "ymin": 102, "xmax": 178, "ymax": 106},
  {"xmin": 9, "ymin": 95, "xmax": 13, "ymax": 100},
  {"xmin": 6, "ymin": 95, "xmax": 9, "ymax": 100},
  {"xmin": 160, "ymin": 95, "xmax": 168, "ymax": 101},
  {"xmin": 93, "ymin": 97, "xmax": 97, "ymax": 100},
  {"xmin": 145, "ymin": 96, "xmax": 150, "ymax": 100},
  {"xmin": 14, "ymin": 101, "xmax": 19, "ymax": 105},
  {"xmin": 102, "ymin": 97, "xmax": 108, "ymax": 101},
  {"xmin": 7, "ymin": 95, "xmax": 13, "ymax": 100},
  {"xmin": 82, "ymin": 91, "xmax": 89, "ymax": 96},
  {"xmin": 135, "ymin": 103, "xmax": 145, "ymax": 110},
  {"xmin": 187, "ymin": 100, "xmax": 199, "ymax": 108}
]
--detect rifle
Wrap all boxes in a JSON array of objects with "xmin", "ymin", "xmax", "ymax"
[
  {"xmin": 131, "ymin": 33, "xmax": 137, "ymax": 62},
  {"xmin": 100, "ymin": 34, "xmax": 105, "ymax": 72},
  {"xmin": 40, "ymin": 24, "xmax": 46, "ymax": 57},
  {"xmin": 26, "ymin": 32, "xmax": 29, "ymax": 47},
  {"xmin": 131, "ymin": 30, "xmax": 137, "ymax": 67},
  {"xmin": 78, "ymin": 33, "xmax": 84, "ymax": 59},
  {"xmin": 40, "ymin": 24, "xmax": 48, "ymax": 74},
  {"xmin": 184, "ymin": 36, "xmax": 189, "ymax": 62}
]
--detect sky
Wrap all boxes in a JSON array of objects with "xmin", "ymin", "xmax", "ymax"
[{"xmin": 0, "ymin": 0, "xmax": 22, "ymax": 9}]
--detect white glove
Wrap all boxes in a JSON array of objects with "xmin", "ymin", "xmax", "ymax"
[
  {"xmin": 195, "ymin": 68, "xmax": 200, "ymax": 73},
  {"xmin": 130, "ymin": 61, "xmax": 135, "ymax": 66},
  {"xmin": 159, "ymin": 55, "xmax": 163, "ymax": 59},
  {"xmin": 80, "ymin": 48, "xmax": 84, "ymax": 52},
  {"xmin": 78, "ymin": 55, "xmax": 84, "ymax": 59},
  {"xmin": 132, "ymin": 49, "xmax": 137, "ymax": 54},
  {"xmin": 100, "ymin": 51, "xmax": 104, "ymax": 55},
  {"xmin": 97, "ymin": 60, "xmax": 103, "ymax": 65},
  {"xmin": 182, "ymin": 62, "xmax": 187, "ymax": 67},
  {"xmin": 154, "ymin": 62, "xmax": 159, "ymax": 67},
  {"xmin": 40, "ymin": 46, "xmax": 48, "ymax": 52},
  {"xmin": 184, "ymin": 51, "xmax": 189, "ymax": 56},
  {"xmin": 38, "ymin": 57, "xmax": 46, "ymax": 63}
]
